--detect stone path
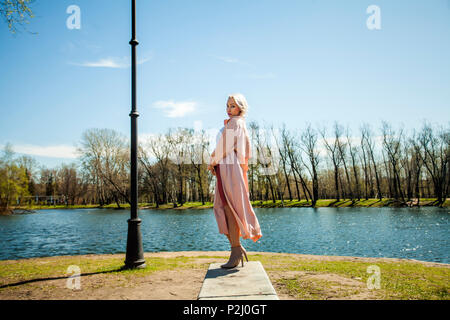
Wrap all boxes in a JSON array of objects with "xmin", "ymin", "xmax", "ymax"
[{"xmin": 197, "ymin": 261, "xmax": 279, "ymax": 300}]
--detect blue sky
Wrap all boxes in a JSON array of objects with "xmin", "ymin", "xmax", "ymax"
[{"xmin": 1, "ymin": 0, "xmax": 449, "ymax": 168}]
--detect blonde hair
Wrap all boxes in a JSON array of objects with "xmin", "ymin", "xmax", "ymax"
[{"xmin": 229, "ymin": 93, "xmax": 249, "ymax": 117}]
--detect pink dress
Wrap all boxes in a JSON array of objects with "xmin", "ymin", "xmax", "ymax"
[{"xmin": 210, "ymin": 115, "xmax": 262, "ymax": 242}]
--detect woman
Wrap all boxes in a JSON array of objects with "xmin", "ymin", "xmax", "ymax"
[{"xmin": 207, "ymin": 93, "xmax": 262, "ymax": 269}]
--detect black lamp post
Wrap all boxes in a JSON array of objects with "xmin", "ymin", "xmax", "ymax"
[{"xmin": 124, "ymin": 0, "xmax": 146, "ymax": 269}]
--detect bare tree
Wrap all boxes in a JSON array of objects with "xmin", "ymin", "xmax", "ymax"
[
  {"xmin": 139, "ymin": 143, "xmax": 161, "ymax": 207},
  {"xmin": 187, "ymin": 129, "xmax": 210, "ymax": 205},
  {"xmin": 278, "ymin": 124, "xmax": 294, "ymax": 201},
  {"xmin": 359, "ymin": 131, "xmax": 370, "ymax": 200},
  {"xmin": 361, "ymin": 123, "xmax": 382, "ymax": 200},
  {"xmin": 401, "ymin": 136, "xmax": 414, "ymax": 202},
  {"xmin": 252, "ymin": 123, "xmax": 277, "ymax": 202},
  {"xmin": 9, "ymin": 120, "xmax": 448, "ymax": 207},
  {"xmin": 409, "ymin": 130, "xmax": 424, "ymax": 205},
  {"xmin": 167, "ymin": 128, "xmax": 191, "ymax": 207},
  {"xmin": 142, "ymin": 133, "xmax": 172, "ymax": 205},
  {"xmin": 417, "ymin": 123, "xmax": 449, "ymax": 205},
  {"xmin": 320, "ymin": 124, "xmax": 343, "ymax": 201},
  {"xmin": 335, "ymin": 123, "xmax": 353, "ymax": 200},
  {"xmin": 346, "ymin": 128, "xmax": 361, "ymax": 201},
  {"xmin": 300, "ymin": 123, "xmax": 320, "ymax": 206},
  {"xmin": 57, "ymin": 163, "xmax": 81, "ymax": 205},
  {"xmin": 247, "ymin": 121, "xmax": 260, "ymax": 201},
  {"xmin": 78, "ymin": 128, "xmax": 130, "ymax": 208},
  {"xmin": 288, "ymin": 131, "xmax": 312, "ymax": 203},
  {"xmin": 269, "ymin": 123, "xmax": 295, "ymax": 206},
  {"xmin": 283, "ymin": 128, "xmax": 302, "ymax": 201},
  {"xmin": 381, "ymin": 121, "xmax": 405, "ymax": 201}
]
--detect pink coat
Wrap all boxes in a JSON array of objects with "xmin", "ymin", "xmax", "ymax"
[{"xmin": 210, "ymin": 115, "xmax": 262, "ymax": 242}]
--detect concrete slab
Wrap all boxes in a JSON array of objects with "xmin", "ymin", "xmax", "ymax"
[{"xmin": 197, "ymin": 261, "xmax": 279, "ymax": 300}]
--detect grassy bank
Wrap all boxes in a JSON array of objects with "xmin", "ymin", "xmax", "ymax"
[
  {"xmin": 253, "ymin": 198, "xmax": 450, "ymax": 208},
  {"xmin": 7, "ymin": 198, "xmax": 449, "ymax": 213},
  {"xmin": 0, "ymin": 252, "xmax": 448, "ymax": 300}
]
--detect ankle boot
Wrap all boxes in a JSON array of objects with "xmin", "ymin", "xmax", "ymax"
[{"xmin": 221, "ymin": 245, "xmax": 244, "ymax": 268}]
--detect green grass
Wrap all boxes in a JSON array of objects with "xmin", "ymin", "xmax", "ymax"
[
  {"xmin": 249, "ymin": 198, "xmax": 449, "ymax": 208},
  {"xmin": 252, "ymin": 254, "xmax": 450, "ymax": 300},
  {"xmin": 277, "ymin": 277, "xmax": 361, "ymax": 300},
  {"xmin": 13, "ymin": 198, "xmax": 448, "ymax": 212},
  {"xmin": 0, "ymin": 253, "xmax": 448, "ymax": 300},
  {"xmin": 0, "ymin": 254, "xmax": 205, "ymax": 291}
]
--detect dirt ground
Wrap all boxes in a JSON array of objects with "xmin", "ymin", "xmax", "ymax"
[{"xmin": 0, "ymin": 251, "xmax": 448, "ymax": 300}]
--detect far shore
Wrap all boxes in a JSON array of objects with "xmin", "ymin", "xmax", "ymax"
[
  {"xmin": 0, "ymin": 251, "xmax": 448, "ymax": 300},
  {"xmin": 2, "ymin": 198, "xmax": 449, "ymax": 215}
]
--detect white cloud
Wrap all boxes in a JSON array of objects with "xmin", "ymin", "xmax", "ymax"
[
  {"xmin": 137, "ymin": 56, "xmax": 152, "ymax": 65},
  {"xmin": 234, "ymin": 72, "xmax": 276, "ymax": 79},
  {"xmin": 70, "ymin": 56, "xmax": 129, "ymax": 68},
  {"xmin": 152, "ymin": 100, "xmax": 197, "ymax": 118},
  {"xmin": 247, "ymin": 72, "xmax": 276, "ymax": 79},
  {"xmin": 60, "ymin": 40, "xmax": 102, "ymax": 55},
  {"xmin": 69, "ymin": 53, "xmax": 152, "ymax": 69},
  {"xmin": 211, "ymin": 55, "xmax": 254, "ymax": 68},
  {"xmin": 10, "ymin": 144, "xmax": 78, "ymax": 159},
  {"xmin": 214, "ymin": 55, "xmax": 239, "ymax": 63}
]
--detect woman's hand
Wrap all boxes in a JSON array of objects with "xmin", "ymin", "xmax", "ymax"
[
  {"xmin": 240, "ymin": 163, "xmax": 248, "ymax": 172},
  {"xmin": 207, "ymin": 164, "xmax": 216, "ymax": 176}
]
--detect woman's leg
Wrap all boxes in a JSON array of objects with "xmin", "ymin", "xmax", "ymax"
[
  {"xmin": 216, "ymin": 164, "xmax": 240, "ymax": 247},
  {"xmin": 225, "ymin": 233, "xmax": 231, "ymax": 244},
  {"xmin": 223, "ymin": 204, "xmax": 240, "ymax": 247},
  {"xmin": 221, "ymin": 204, "xmax": 246, "ymax": 268},
  {"xmin": 225, "ymin": 227, "xmax": 247, "ymax": 261}
]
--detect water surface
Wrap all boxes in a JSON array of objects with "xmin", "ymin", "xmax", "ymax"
[{"xmin": 0, "ymin": 207, "xmax": 448, "ymax": 263}]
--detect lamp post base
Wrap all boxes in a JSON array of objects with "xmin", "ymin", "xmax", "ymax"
[{"xmin": 124, "ymin": 218, "xmax": 146, "ymax": 269}]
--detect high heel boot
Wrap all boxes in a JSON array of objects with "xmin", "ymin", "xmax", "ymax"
[
  {"xmin": 221, "ymin": 245, "xmax": 244, "ymax": 268},
  {"xmin": 225, "ymin": 234, "xmax": 248, "ymax": 263},
  {"xmin": 240, "ymin": 244, "xmax": 249, "ymax": 263}
]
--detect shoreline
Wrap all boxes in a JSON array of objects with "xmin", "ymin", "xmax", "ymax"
[
  {"xmin": 1, "ymin": 251, "xmax": 449, "ymax": 267},
  {"xmin": 4, "ymin": 198, "xmax": 450, "ymax": 214}
]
